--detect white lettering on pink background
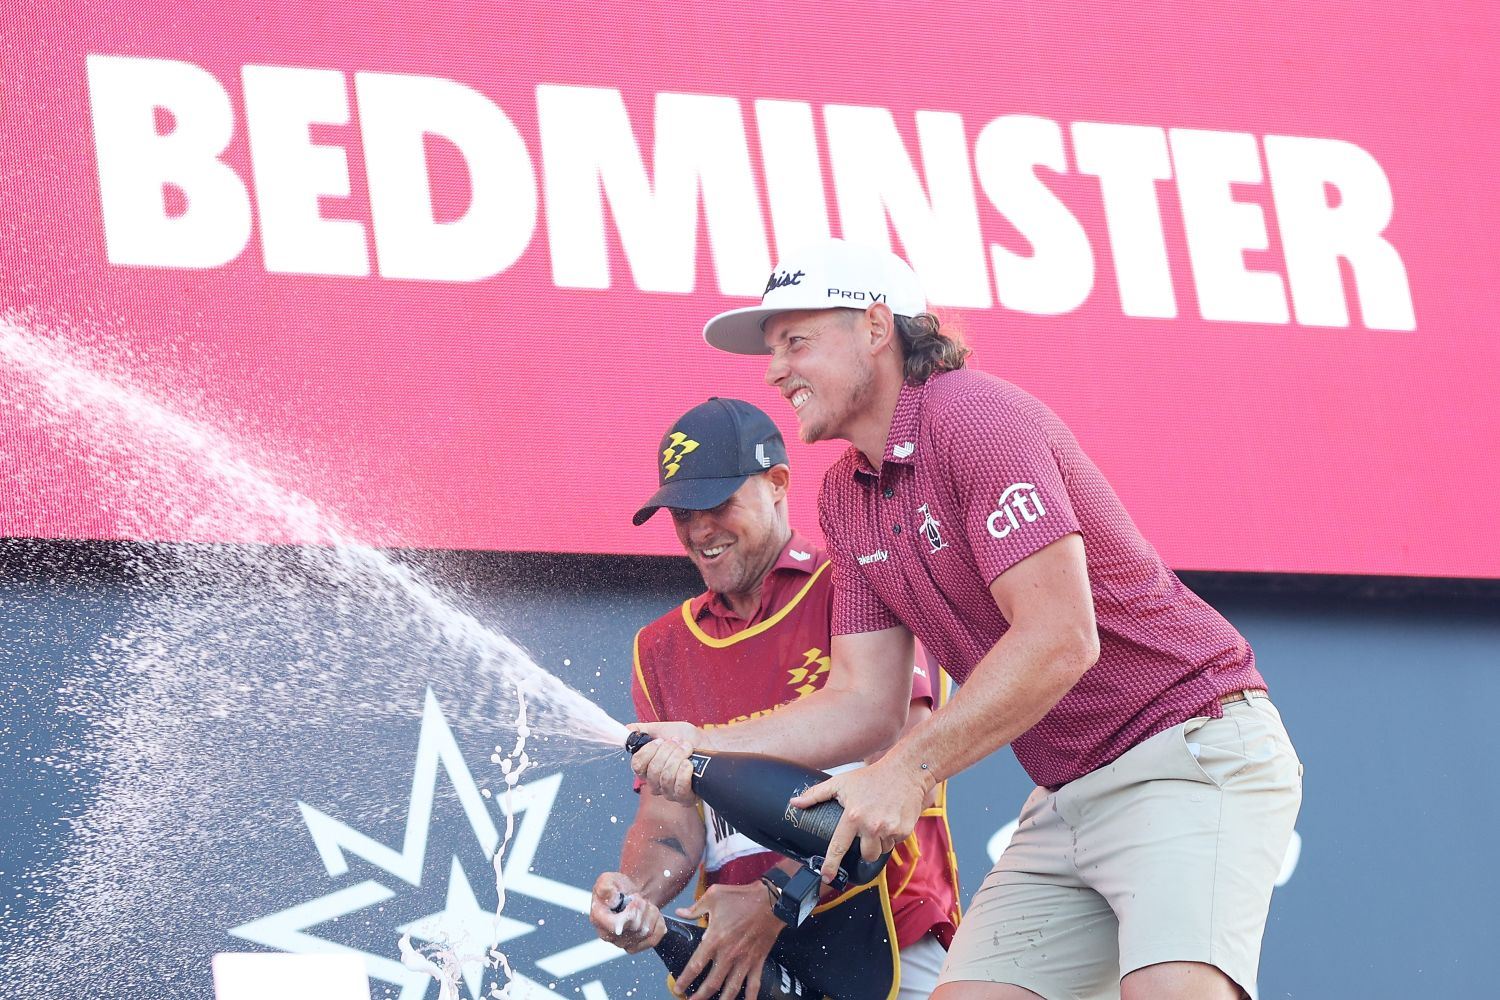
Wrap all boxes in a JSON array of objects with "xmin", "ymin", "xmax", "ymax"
[{"xmin": 84, "ymin": 55, "xmax": 1416, "ymax": 331}]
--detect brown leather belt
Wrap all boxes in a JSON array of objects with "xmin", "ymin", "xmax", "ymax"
[{"xmin": 1219, "ymin": 687, "xmax": 1269, "ymax": 706}]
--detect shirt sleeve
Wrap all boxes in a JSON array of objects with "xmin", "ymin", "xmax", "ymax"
[
  {"xmin": 819, "ymin": 476, "xmax": 902, "ymax": 636},
  {"xmin": 932, "ymin": 384, "xmax": 1081, "ymax": 585}
]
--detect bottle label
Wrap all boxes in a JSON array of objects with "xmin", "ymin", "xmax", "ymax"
[
  {"xmin": 782, "ymin": 799, "xmax": 841, "ymax": 841},
  {"xmin": 779, "ymin": 760, "xmax": 861, "ymax": 841},
  {"xmin": 701, "ymin": 761, "xmax": 859, "ymax": 874},
  {"xmin": 701, "ymin": 801, "xmax": 770, "ymax": 873}
]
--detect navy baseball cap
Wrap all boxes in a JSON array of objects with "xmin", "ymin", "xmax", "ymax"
[{"xmin": 632, "ymin": 398, "xmax": 788, "ymax": 526}]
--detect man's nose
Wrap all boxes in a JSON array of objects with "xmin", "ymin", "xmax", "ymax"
[
  {"xmin": 765, "ymin": 351, "xmax": 787, "ymax": 387},
  {"xmin": 683, "ymin": 510, "xmax": 714, "ymax": 538}
]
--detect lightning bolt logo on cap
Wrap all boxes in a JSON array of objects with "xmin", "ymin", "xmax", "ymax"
[{"xmin": 661, "ymin": 432, "xmax": 700, "ymax": 480}]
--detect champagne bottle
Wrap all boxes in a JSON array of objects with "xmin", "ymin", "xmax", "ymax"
[
  {"xmin": 624, "ymin": 733, "xmax": 889, "ymax": 888},
  {"xmin": 647, "ymin": 911, "xmax": 810, "ymax": 1000}
]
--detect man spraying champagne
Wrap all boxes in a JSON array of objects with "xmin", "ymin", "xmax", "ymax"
[
  {"xmin": 588, "ymin": 398, "xmax": 959, "ymax": 1000},
  {"xmin": 632, "ymin": 240, "xmax": 1303, "ymax": 1000}
]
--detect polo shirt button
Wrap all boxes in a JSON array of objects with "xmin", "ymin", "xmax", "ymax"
[
  {"xmin": 882, "ymin": 487, "xmax": 894, "ymax": 499},
  {"xmin": 893, "ymin": 524, "xmax": 902, "ymax": 535}
]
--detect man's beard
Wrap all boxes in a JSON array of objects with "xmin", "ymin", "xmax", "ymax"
[{"xmin": 800, "ymin": 357, "xmax": 873, "ymax": 445}]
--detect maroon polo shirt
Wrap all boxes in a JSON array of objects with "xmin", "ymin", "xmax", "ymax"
[{"xmin": 819, "ymin": 368, "xmax": 1264, "ymax": 788}]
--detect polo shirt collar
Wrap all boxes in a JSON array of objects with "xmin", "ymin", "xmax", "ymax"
[
  {"xmin": 852, "ymin": 378, "xmax": 927, "ymax": 480},
  {"xmin": 690, "ymin": 529, "xmax": 820, "ymax": 622}
]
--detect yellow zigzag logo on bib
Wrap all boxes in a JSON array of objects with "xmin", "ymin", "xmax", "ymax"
[{"xmin": 788, "ymin": 647, "xmax": 831, "ymax": 698}]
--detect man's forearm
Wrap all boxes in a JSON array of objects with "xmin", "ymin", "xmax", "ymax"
[
  {"xmin": 693, "ymin": 627, "xmax": 917, "ymax": 768},
  {"xmin": 619, "ymin": 824, "xmax": 698, "ymax": 905},
  {"xmin": 698, "ymin": 682, "xmax": 903, "ymax": 770},
  {"xmin": 887, "ymin": 618, "xmax": 1097, "ymax": 790}
]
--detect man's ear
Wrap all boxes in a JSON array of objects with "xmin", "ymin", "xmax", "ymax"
[
  {"xmin": 864, "ymin": 302, "xmax": 896, "ymax": 355},
  {"xmin": 765, "ymin": 464, "xmax": 791, "ymax": 501}
]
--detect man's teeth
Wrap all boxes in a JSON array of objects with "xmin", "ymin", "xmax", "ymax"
[
  {"xmin": 702, "ymin": 545, "xmax": 727, "ymax": 557},
  {"xmin": 791, "ymin": 389, "xmax": 812, "ymax": 410}
]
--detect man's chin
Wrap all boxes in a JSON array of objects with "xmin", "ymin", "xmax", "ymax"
[
  {"xmin": 694, "ymin": 559, "xmax": 734, "ymax": 587},
  {"xmin": 699, "ymin": 571, "xmax": 739, "ymax": 595},
  {"xmin": 796, "ymin": 418, "xmax": 827, "ymax": 445}
]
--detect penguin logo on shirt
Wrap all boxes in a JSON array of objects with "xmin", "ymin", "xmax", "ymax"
[{"xmin": 917, "ymin": 503, "xmax": 947, "ymax": 554}]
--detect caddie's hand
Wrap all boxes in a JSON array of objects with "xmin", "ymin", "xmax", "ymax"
[
  {"xmin": 790, "ymin": 756, "xmax": 930, "ymax": 884},
  {"xmin": 589, "ymin": 872, "xmax": 665, "ymax": 954},
  {"xmin": 627, "ymin": 722, "xmax": 705, "ymax": 804},
  {"xmin": 673, "ymin": 881, "xmax": 783, "ymax": 999}
]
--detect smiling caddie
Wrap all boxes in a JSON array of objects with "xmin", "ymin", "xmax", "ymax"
[{"xmin": 601, "ymin": 396, "xmax": 961, "ymax": 1000}]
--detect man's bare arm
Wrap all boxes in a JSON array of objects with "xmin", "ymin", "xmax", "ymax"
[
  {"xmin": 589, "ymin": 784, "xmax": 705, "ymax": 952},
  {"xmin": 618, "ymin": 786, "xmax": 704, "ymax": 905},
  {"xmin": 793, "ymin": 533, "xmax": 1100, "ymax": 879},
  {"xmin": 890, "ymin": 532, "xmax": 1099, "ymax": 785},
  {"xmin": 636, "ymin": 626, "xmax": 917, "ymax": 774}
]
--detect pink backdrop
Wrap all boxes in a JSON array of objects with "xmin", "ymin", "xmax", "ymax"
[{"xmin": 3, "ymin": 1, "xmax": 1497, "ymax": 577}]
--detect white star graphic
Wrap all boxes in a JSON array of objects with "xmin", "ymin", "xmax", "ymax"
[
  {"xmin": 228, "ymin": 689, "xmax": 627, "ymax": 1000},
  {"xmin": 398, "ymin": 857, "xmax": 536, "ymax": 1000}
]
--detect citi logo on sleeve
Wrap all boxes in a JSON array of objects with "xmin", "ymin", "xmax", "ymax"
[{"xmin": 986, "ymin": 483, "xmax": 1047, "ymax": 539}]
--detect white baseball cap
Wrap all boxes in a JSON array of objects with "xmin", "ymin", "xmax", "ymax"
[{"xmin": 703, "ymin": 238, "xmax": 928, "ymax": 355}]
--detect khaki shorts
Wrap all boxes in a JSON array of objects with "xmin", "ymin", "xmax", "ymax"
[{"xmin": 939, "ymin": 695, "xmax": 1302, "ymax": 1000}]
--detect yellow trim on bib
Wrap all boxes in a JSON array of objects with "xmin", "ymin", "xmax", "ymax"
[
  {"xmin": 631, "ymin": 628, "xmax": 660, "ymax": 720},
  {"xmin": 876, "ymin": 873, "xmax": 901, "ymax": 1000},
  {"xmin": 929, "ymin": 665, "xmax": 963, "ymax": 921},
  {"xmin": 680, "ymin": 561, "xmax": 831, "ymax": 648},
  {"xmin": 889, "ymin": 833, "xmax": 920, "ymax": 899},
  {"xmin": 806, "ymin": 871, "xmax": 902, "ymax": 1000}
]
